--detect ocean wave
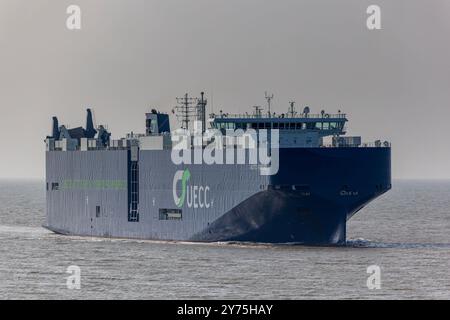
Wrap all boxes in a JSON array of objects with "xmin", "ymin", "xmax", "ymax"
[
  {"xmin": 1, "ymin": 225, "xmax": 449, "ymax": 250},
  {"xmin": 346, "ymin": 238, "xmax": 450, "ymax": 249},
  {"xmin": 0, "ymin": 224, "xmax": 52, "ymax": 236}
]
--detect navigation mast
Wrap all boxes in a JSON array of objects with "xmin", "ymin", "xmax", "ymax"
[
  {"xmin": 175, "ymin": 93, "xmax": 196, "ymax": 130},
  {"xmin": 196, "ymin": 92, "xmax": 207, "ymax": 133},
  {"xmin": 265, "ymin": 91, "xmax": 274, "ymax": 117}
]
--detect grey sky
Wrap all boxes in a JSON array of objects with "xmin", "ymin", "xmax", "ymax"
[{"xmin": 0, "ymin": 0, "xmax": 449, "ymax": 179}]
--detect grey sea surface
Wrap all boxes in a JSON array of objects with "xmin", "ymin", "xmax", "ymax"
[{"xmin": 0, "ymin": 179, "xmax": 449, "ymax": 300}]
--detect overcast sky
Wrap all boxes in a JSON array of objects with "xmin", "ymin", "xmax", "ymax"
[{"xmin": 0, "ymin": 0, "xmax": 449, "ymax": 179}]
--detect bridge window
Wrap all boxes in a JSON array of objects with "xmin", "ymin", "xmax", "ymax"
[
  {"xmin": 273, "ymin": 122, "xmax": 279, "ymax": 129},
  {"xmin": 306, "ymin": 122, "xmax": 316, "ymax": 130},
  {"xmin": 296, "ymin": 123, "xmax": 303, "ymax": 129},
  {"xmin": 219, "ymin": 122, "xmax": 234, "ymax": 130},
  {"xmin": 289, "ymin": 123, "xmax": 296, "ymax": 130},
  {"xmin": 279, "ymin": 123, "xmax": 285, "ymax": 129},
  {"xmin": 251, "ymin": 123, "xmax": 258, "ymax": 129},
  {"xmin": 257, "ymin": 122, "xmax": 269, "ymax": 129},
  {"xmin": 146, "ymin": 119, "xmax": 153, "ymax": 134}
]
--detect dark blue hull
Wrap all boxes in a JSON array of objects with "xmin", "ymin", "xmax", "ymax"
[{"xmin": 191, "ymin": 147, "xmax": 391, "ymax": 245}]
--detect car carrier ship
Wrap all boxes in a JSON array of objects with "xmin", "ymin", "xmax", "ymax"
[{"xmin": 44, "ymin": 92, "xmax": 391, "ymax": 245}]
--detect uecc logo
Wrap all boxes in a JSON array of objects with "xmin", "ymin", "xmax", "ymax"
[{"xmin": 173, "ymin": 169, "xmax": 211, "ymax": 209}]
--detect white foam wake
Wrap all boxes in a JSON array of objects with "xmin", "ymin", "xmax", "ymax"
[{"xmin": 0, "ymin": 224, "xmax": 52, "ymax": 236}]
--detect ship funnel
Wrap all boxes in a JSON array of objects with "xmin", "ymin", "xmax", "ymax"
[
  {"xmin": 85, "ymin": 108, "xmax": 97, "ymax": 138},
  {"xmin": 51, "ymin": 116, "xmax": 59, "ymax": 139}
]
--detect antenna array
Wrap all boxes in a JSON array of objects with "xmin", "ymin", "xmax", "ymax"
[
  {"xmin": 174, "ymin": 93, "xmax": 197, "ymax": 130},
  {"xmin": 174, "ymin": 92, "xmax": 207, "ymax": 131}
]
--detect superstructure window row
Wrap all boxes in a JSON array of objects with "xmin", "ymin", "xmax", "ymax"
[{"xmin": 213, "ymin": 122, "xmax": 343, "ymax": 130}]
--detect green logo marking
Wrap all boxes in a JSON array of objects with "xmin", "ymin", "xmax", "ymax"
[{"xmin": 173, "ymin": 169, "xmax": 191, "ymax": 208}]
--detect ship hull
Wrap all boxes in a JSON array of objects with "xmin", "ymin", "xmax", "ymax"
[{"xmin": 45, "ymin": 147, "xmax": 391, "ymax": 245}]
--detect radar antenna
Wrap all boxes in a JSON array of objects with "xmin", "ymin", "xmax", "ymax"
[
  {"xmin": 253, "ymin": 106, "xmax": 263, "ymax": 118},
  {"xmin": 288, "ymin": 101, "xmax": 297, "ymax": 118},
  {"xmin": 265, "ymin": 92, "xmax": 274, "ymax": 117},
  {"xmin": 303, "ymin": 106, "xmax": 310, "ymax": 118}
]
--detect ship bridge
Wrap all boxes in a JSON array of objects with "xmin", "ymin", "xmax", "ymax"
[
  {"xmin": 210, "ymin": 111, "xmax": 347, "ymax": 135},
  {"xmin": 209, "ymin": 104, "xmax": 349, "ymax": 148}
]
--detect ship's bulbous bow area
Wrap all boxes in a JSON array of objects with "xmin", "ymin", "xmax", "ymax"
[{"xmin": 190, "ymin": 190, "xmax": 347, "ymax": 245}]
